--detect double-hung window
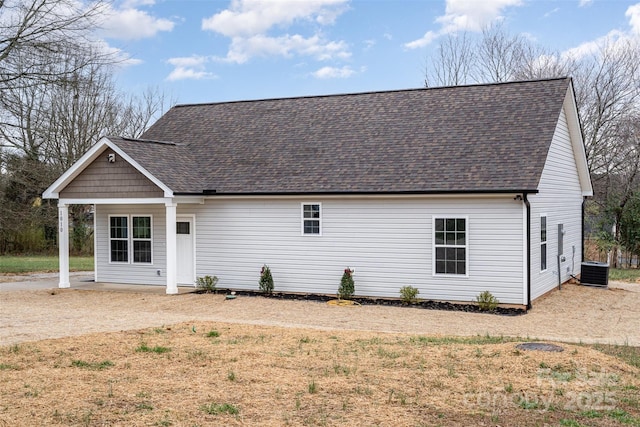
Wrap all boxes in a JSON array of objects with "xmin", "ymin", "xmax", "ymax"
[
  {"xmin": 109, "ymin": 215, "xmax": 153, "ymax": 264},
  {"xmin": 302, "ymin": 203, "xmax": 321, "ymax": 235},
  {"xmin": 540, "ymin": 214, "xmax": 547, "ymax": 271},
  {"xmin": 110, "ymin": 216, "xmax": 129, "ymax": 263},
  {"xmin": 132, "ymin": 216, "xmax": 152, "ymax": 263},
  {"xmin": 434, "ymin": 217, "xmax": 467, "ymax": 275}
]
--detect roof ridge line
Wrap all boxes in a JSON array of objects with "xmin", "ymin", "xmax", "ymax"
[
  {"xmin": 172, "ymin": 76, "xmax": 570, "ymax": 108},
  {"xmin": 110, "ymin": 136, "xmax": 181, "ymax": 146}
]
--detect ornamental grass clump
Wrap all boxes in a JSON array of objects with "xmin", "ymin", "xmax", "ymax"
[
  {"xmin": 338, "ymin": 267, "xmax": 355, "ymax": 300},
  {"xmin": 259, "ymin": 264, "xmax": 274, "ymax": 294}
]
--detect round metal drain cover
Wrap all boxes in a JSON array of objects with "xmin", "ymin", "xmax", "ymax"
[{"xmin": 516, "ymin": 342, "xmax": 564, "ymax": 352}]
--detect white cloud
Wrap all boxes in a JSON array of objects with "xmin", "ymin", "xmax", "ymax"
[
  {"xmin": 363, "ymin": 39, "xmax": 376, "ymax": 50},
  {"xmin": 93, "ymin": 39, "xmax": 144, "ymax": 67},
  {"xmin": 202, "ymin": 0, "xmax": 350, "ymax": 63},
  {"xmin": 579, "ymin": 0, "xmax": 593, "ymax": 7},
  {"xmin": 99, "ymin": 4, "xmax": 174, "ymax": 40},
  {"xmin": 312, "ymin": 65, "xmax": 356, "ymax": 79},
  {"xmin": 435, "ymin": 0, "xmax": 523, "ymax": 33},
  {"xmin": 544, "ymin": 7, "xmax": 560, "ymax": 18},
  {"xmin": 404, "ymin": 0, "xmax": 523, "ymax": 49},
  {"xmin": 404, "ymin": 31, "xmax": 437, "ymax": 49},
  {"xmin": 627, "ymin": 3, "xmax": 640, "ymax": 34},
  {"xmin": 167, "ymin": 56, "xmax": 208, "ymax": 68},
  {"xmin": 561, "ymin": 29, "xmax": 634, "ymax": 60},
  {"xmin": 556, "ymin": 4, "xmax": 640, "ymax": 63},
  {"xmin": 202, "ymin": 0, "xmax": 347, "ymax": 36},
  {"xmin": 165, "ymin": 56, "xmax": 217, "ymax": 81},
  {"xmin": 166, "ymin": 67, "xmax": 217, "ymax": 82},
  {"xmin": 121, "ymin": 0, "xmax": 156, "ymax": 7},
  {"xmin": 220, "ymin": 34, "xmax": 350, "ymax": 63}
]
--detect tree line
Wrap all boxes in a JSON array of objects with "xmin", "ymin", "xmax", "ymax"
[
  {"xmin": 424, "ymin": 24, "xmax": 640, "ymax": 268},
  {"xmin": 0, "ymin": 0, "xmax": 172, "ymax": 254},
  {"xmin": 1, "ymin": 4, "xmax": 638, "ymax": 266}
]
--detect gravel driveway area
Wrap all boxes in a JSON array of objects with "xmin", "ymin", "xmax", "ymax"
[{"xmin": 1, "ymin": 274, "xmax": 638, "ymax": 347}]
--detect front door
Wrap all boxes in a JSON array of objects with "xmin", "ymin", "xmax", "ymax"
[{"xmin": 176, "ymin": 217, "xmax": 194, "ymax": 285}]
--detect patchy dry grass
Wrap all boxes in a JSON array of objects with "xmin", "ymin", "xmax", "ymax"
[{"xmin": 0, "ymin": 322, "xmax": 638, "ymax": 426}]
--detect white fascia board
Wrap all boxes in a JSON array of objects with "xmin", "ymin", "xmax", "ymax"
[
  {"xmin": 174, "ymin": 196, "xmax": 205, "ymax": 204},
  {"xmin": 564, "ymin": 82, "xmax": 594, "ymax": 197},
  {"xmin": 42, "ymin": 137, "xmax": 174, "ymax": 199},
  {"xmin": 59, "ymin": 197, "xmax": 169, "ymax": 205}
]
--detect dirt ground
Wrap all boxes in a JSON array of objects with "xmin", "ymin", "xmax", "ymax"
[
  {"xmin": 1, "ymin": 277, "xmax": 639, "ymax": 426},
  {"xmin": 1, "ymin": 279, "xmax": 638, "ymax": 347}
]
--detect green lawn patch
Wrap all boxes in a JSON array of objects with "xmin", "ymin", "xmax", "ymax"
[
  {"xmin": 609, "ymin": 268, "xmax": 640, "ymax": 283},
  {"xmin": 0, "ymin": 255, "xmax": 93, "ymax": 274}
]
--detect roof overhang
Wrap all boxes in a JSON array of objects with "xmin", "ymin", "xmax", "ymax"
[
  {"xmin": 43, "ymin": 137, "xmax": 174, "ymax": 200},
  {"xmin": 565, "ymin": 80, "xmax": 594, "ymax": 197}
]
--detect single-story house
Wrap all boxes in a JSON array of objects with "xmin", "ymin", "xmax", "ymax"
[{"xmin": 43, "ymin": 77, "xmax": 592, "ymax": 308}]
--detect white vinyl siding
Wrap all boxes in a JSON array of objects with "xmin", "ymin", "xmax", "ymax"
[
  {"xmin": 529, "ymin": 107, "xmax": 585, "ymax": 300},
  {"xmin": 188, "ymin": 196, "xmax": 524, "ymax": 304},
  {"xmin": 96, "ymin": 205, "xmax": 165, "ymax": 285}
]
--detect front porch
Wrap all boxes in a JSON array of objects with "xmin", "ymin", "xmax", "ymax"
[{"xmin": 56, "ymin": 197, "xmax": 201, "ymax": 294}]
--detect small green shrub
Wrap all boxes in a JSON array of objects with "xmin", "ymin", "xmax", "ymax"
[
  {"xmin": 199, "ymin": 402, "xmax": 239, "ymax": 415},
  {"xmin": 338, "ymin": 267, "xmax": 355, "ymax": 299},
  {"xmin": 476, "ymin": 290, "xmax": 499, "ymax": 311},
  {"xmin": 259, "ymin": 264, "xmax": 274, "ymax": 294},
  {"xmin": 399, "ymin": 286, "xmax": 420, "ymax": 304},
  {"xmin": 71, "ymin": 360, "xmax": 114, "ymax": 370},
  {"xmin": 136, "ymin": 343, "xmax": 171, "ymax": 354},
  {"xmin": 195, "ymin": 275, "xmax": 218, "ymax": 293},
  {"xmin": 207, "ymin": 330, "xmax": 220, "ymax": 338}
]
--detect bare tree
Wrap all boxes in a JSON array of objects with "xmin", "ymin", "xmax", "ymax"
[
  {"xmin": 115, "ymin": 87, "xmax": 176, "ymax": 139},
  {"xmin": 425, "ymin": 32, "xmax": 475, "ymax": 87},
  {"xmin": 424, "ymin": 28, "xmax": 640, "ymax": 267},
  {"xmin": 474, "ymin": 23, "xmax": 532, "ymax": 83},
  {"xmin": 0, "ymin": 0, "xmax": 111, "ymax": 88}
]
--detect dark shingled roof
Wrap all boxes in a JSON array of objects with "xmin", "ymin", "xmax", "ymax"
[{"xmin": 114, "ymin": 77, "xmax": 571, "ymax": 195}]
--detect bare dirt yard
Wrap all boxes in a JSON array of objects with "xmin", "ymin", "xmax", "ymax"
[{"xmin": 0, "ymin": 280, "xmax": 639, "ymax": 426}]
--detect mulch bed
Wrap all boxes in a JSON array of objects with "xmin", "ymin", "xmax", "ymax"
[{"xmin": 196, "ymin": 288, "xmax": 526, "ymax": 316}]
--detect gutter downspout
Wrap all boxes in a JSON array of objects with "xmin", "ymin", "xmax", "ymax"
[
  {"xmin": 524, "ymin": 193, "xmax": 532, "ymax": 310},
  {"xmin": 582, "ymin": 197, "xmax": 587, "ymax": 263}
]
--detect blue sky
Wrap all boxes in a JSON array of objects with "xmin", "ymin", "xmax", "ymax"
[{"xmin": 98, "ymin": 0, "xmax": 640, "ymax": 105}]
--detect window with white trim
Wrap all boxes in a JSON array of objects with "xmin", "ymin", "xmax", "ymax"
[
  {"xmin": 302, "ymin": 203, "xmax": 321, "ymax": 235},
  {"xmin": 434, "ymin": 217, "xmax": 467, "ymax": 275},
  {"xmin": 109, "ymin": 215, "xmax": 153, "ymax": 264},
  {"xmin": 109, "ymin": 216, "xmax": 128, "ymax": 263},
  {"xmin": 132, "ymin": 216, "xmax": 152, "ymax": 263},
  {"xmin": 540, "ymin": 214, "xmax": 547, "ymax": 271}
]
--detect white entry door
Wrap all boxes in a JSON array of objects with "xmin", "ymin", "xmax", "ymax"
[{"xmin": 176, "ymin": 217, "xmax": 195, "ymax": 285}]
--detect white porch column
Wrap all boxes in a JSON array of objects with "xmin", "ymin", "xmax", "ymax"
[
  {"xmin": 165, "ymin": 201, "xmax": 178, "ymax": 294},
  {"xmin": 58, "ymin": 203, "xmax": 70, "ymax": 288}
]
